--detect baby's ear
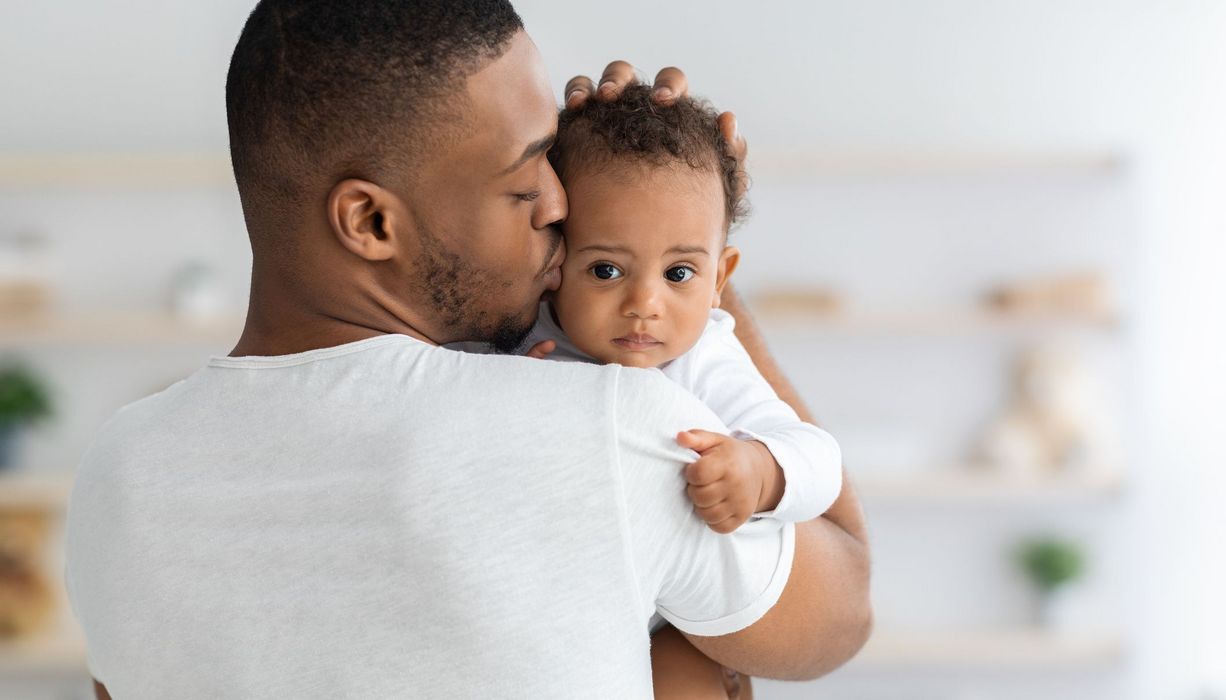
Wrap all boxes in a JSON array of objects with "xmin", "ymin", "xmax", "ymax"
[{"xmin": 712, "ymin": 246, "xmax": 741, "ymax": 308}]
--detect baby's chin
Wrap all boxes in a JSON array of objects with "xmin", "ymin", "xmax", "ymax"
[{"xmin": 585, "ymin": 346, "xmax": 678, "ymax": 369}]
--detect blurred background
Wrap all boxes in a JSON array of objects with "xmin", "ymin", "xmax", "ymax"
[{"xmin": 1, "ymin": 1, "xmax": 1224, "ymax": 698}]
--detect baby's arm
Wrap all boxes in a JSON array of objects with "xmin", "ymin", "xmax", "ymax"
[
  {"xmin": 673, "ymin": 311, "xmax": 843, "ymax": 528},
  {"xmin": 675, "ymin": 427, "xmax": 788, "ymax": 533}
]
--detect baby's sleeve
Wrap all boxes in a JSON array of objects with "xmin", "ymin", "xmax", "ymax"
[
  {"xmin": 612, "ymin": 367, "xmax": 795, "ymax": 637},
  {"xmin": 675, "ymin": 312, "xmax": 843, "ymax": 523}
]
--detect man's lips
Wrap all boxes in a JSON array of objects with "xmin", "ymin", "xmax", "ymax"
[
  {"xmin": 612, "ymin": 333, "xmax": 663, "ymax": 351},
  {"xmin": 540, "ymin": 234, "xmax": 565, "ymax": 292}
]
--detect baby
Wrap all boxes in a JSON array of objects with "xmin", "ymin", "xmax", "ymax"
[{"xmin": 516, "ymin": 83, "xmax": 844, "ymax": 535}]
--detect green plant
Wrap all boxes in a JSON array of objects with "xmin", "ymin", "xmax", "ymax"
[
  {"xmin": 0, "ymin": 365, "xmax": 52, "ymax": 426},
  {"xmin": 1017, "ymin": 537, "xmax": 1084, "ymax": 593}
]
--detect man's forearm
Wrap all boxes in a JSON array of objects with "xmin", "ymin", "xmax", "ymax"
[
  {"xmin": 719, "ymin": 284, "xmax": 873, "ymax": 670},
  {"xmin": 720, "ymin": 284, "xmax": 869, "ymax": 545}
]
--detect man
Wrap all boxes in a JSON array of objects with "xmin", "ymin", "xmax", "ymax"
[{"xmin": 64, "ymin": 2, "xmax": 871, "ymax": 697}]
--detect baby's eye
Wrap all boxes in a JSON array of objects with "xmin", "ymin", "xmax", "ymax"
[
  {"xmin": 591, "ymin": 263, "xmax": 623, "ymax": 280},
  {"xmin": 664, "ymin": 266, "xmax": 696, "ymax": 283}
]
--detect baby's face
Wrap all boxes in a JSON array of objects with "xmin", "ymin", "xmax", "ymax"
[{"xmin": 552, "ymin": 165, "xmax": 739, "ymax": 368}]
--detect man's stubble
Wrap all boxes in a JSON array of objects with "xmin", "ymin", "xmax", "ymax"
[{"xmin": 414, "ymin": 223, "xmax": 546, "ymax": 352}]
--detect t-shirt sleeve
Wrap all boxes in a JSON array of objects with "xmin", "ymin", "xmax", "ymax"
[
  {"xmin": 612, "ymin": 366, "xmax": 795, "ymax": 637},
  {"xmin": 678, "ymin": 311, "xmax": 843, "ymax": 523}
]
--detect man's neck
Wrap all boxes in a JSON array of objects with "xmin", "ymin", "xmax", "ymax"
[{"xmin": 229, "ymin": 275, "xmax": 436, "ymax": 358}]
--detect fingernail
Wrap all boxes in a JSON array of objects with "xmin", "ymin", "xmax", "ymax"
[
  {"xmin": 565, "ymin": 90, "xmax": 581, "ymax": 107},
  {"xmin": 654, "ymin": 87, "xmax": 673, "ymax": 101},
  {"xmin": 598, "ymin": 81, "xmax": 615, "ymax": 95}
]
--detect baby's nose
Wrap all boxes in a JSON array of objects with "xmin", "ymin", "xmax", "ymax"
[{"xmin": 623, "ymin": 283, "xmax": 663, "ymax": 318}]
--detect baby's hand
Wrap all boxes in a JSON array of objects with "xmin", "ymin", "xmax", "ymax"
[
  {"xmin": 676, "ymin": 429, "xmax": 781, "ymax": 534},
  {"xmin": 524, "ymin": 340, "xmax": 556, "ymax": 359}
]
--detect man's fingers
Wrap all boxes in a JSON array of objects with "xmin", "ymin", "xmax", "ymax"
[
  {"xmin": 564, "ymin": 75, "xmax": 596, "ymax": 110},
  {"xmin": 652, "ymin": 66, "xmax": 688, "ymax": 104},
  {"xmin": 597, "ymin": 60, "xmax": 637, "ymax": 100},
  {"xmin": 566, "ymin": 63, "xmax": 690, "ymax": 109},
  {"xmin": 717, "ymin": 111, "xmax": 748, "ymax": 161},
  {"xmin": 563, "ymin": 61, "xmax": 635, "ymax": 110},
  {"xmin": 525, "ymin": 340, "xmax": 556, "ymax": 359},
  {"xmin": 717, "ymin": 111, "xmax": 749, "ymax": 198}
]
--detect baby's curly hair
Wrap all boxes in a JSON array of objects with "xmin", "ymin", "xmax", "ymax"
[{"xmin": 549, "ymin": 83, "xmax": 749, "ymax": 230}]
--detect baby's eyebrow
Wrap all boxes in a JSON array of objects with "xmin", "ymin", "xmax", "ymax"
[
  {"xmin": 575, "ymin": 244, "xmax": 710, "ymax": 256},
  {"xmin": 576, "ymin": 244, "xmax": 632, "ymax": 255},
  {"xmin": 666, "ymin": 245, "xmax": 709, "ymax": 255}
]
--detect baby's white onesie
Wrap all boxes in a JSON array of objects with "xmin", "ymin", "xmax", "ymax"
[{"xmin": 517, "ymin": 302, "xmax": 843, "ymax": 525}]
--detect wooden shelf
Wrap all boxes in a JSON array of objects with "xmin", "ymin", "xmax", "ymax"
[
  {"xmin": 855, "ymin": 470, "xmax": 1123, "ymax": 506},
  {"xmin": 0, "ymin": 153, "xmax": 233, "ymax": 188},
  {"xmin": 753, "ymin": 307, "xmax": 1120, "ymax": 336},
  {"xmin": 848, "ymin": 627, "xmax": 1124, "ymax": 669},
  {"xmin": 0, "ymin": 311, "xmax": 243, "ymax": 347},
  {"xmin": 0, "ymin": 471, "xmax": 74, "ymax": 510},
  {"xmin": 0, "ymin": 628, "xmax": 88, "ymax": 677},
  {"xmin": 749, "ymin": 149, "xmax": 1124, "ymax": 177}
]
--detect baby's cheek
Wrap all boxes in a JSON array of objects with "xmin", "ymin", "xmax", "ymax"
[{"xmin": 552, "ymin": 285, "xmax": 605, "ymax": 351}]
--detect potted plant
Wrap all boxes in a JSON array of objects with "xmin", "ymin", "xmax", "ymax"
[
  {"xmin": 0, "ymin": 364, "xmax": 52, "ymax": 470},
  {"xmin": 1017, "ymin": 536, "xmax": 1085, "ymax": 629}
]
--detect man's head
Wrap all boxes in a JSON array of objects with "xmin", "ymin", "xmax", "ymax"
[
  {"xmin": 226, "ymin": 0, "xmax": 565, "ymax": 351},
  {"xmin": 547, "ymin": 84, "xmax": 746, "ymax": 368}
]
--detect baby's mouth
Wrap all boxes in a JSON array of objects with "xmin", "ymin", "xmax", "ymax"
[{"xmin": 612, "ymin": 333, "xmax": 663, "ymax": 351}]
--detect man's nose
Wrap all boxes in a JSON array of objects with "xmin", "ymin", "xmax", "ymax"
[
  {"xmin": 622, "ymin": 279, "xmax": 663, "ymax": 319},
  {"xmin": 532, "ymin": 163, "xmax": 568, "ymax": 231}
]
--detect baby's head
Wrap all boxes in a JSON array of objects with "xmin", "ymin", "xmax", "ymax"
[{"xmin": 548, "ymin": 84, "xmax": 748, "ymax": 368}]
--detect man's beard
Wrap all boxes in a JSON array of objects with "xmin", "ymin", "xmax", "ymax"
[
  {"xmin": 486, "ymin": 313, "xmax": 536, "ymax": 353},
  {"xmin": 415, "ymin": 226, "xmax": 539, "ymax": 352}
]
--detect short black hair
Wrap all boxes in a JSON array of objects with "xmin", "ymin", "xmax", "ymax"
[
  {"xmin": 225, "ymin": 0, "xmax": 523, "ymax": 232},
  {"xmin": 549, "ymin": 83, "xmax": 749, "ymax": 230}
]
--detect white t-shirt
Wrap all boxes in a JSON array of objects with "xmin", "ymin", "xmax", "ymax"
[
  {"xmin": 63, "ymin": 334, "xmax": 794, "ymax": 699},
  {"xmin": 513, "ymin": 303, "xmax": 843, "ymax": 524}
]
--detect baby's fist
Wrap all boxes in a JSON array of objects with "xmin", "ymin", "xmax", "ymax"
[{"xmin": 677, "ymin": 430, "xmax": 768, "ymax": 534}]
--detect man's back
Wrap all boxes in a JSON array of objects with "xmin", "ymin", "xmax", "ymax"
[{"xmin": 64, "ymin": 334, "xmax": 793, "ymax": 698}]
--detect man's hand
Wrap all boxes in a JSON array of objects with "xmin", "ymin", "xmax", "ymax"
[
  {"xmin": 524, "ymin": 339, "xmax": 555, "ymax": 359},
  {"xmin": 677, "ymin": 429, "xmax": 785, "ymax": 534},
  {"xmin": 562, "ymin": 62, "xmax": 748, "ymax": 199}
]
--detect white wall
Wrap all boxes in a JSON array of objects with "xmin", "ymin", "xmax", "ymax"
[{"xmin": 3, "ymin": 2, "xmax": 1224, "ymax": 698}]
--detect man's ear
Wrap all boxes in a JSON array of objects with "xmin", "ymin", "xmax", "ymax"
[
  {"xmin": 326, "ymin": 179, "xmax": 402, "ymax": 262},
  {"xmin": 712, "ymin": 245, "xmax": 740, "ymax": 308}
]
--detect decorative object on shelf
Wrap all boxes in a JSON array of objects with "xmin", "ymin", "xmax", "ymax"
[
  {"xmin": 750, "ymin": 286, "xmax": 844, "ymax": 317},
  {"xmin": 1016, "ymin": 536, "xmax": 1085, "ymax": 629},
  {"xmin": 168, "ymin": 261, "xmax": 229, "ymax": 321},
  {"xmin": 975, "ymin": 343, "xmax": 1117, "ymax": 478},
  {"xmin": 0, "ymin": 509, "xmax": 56, "ymax": 639},
  {"xmin": 984, "ymin": 270, "xmax": 1113, "ymax": 317},
  {"xmin": 0, "ymin": 364, "xmax": 53, "ymax": 470},
  {"xmin": 0, "ymin": 230, "xmax": 53, "ymax": 317}
]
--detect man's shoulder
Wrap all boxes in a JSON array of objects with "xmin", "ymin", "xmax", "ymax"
[
  {"xmin": 433, "ymin": 343, "xmax": 616, "ymax": 392},
  {"xmin": 612, "ymin": 365, "xmax": 725, "ymax": 438}
]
